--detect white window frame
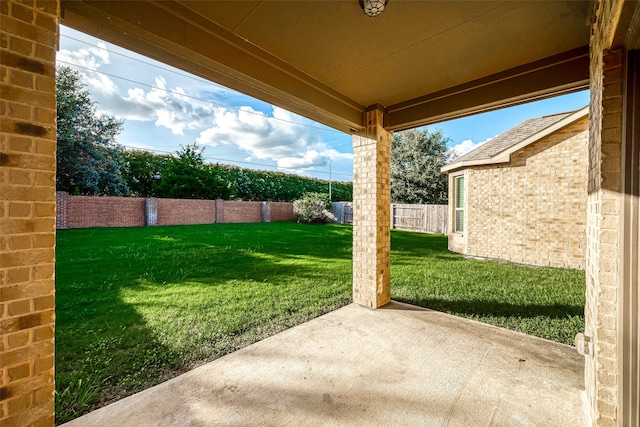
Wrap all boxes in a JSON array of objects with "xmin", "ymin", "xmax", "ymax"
[{"xmin": 454, "ymin": 175, "xmax": 464, "ymax": 233}]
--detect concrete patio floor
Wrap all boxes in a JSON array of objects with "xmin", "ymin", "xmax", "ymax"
[{"xmin": 63, "ymin": 302, "xmax": 586, "ymax": 427}]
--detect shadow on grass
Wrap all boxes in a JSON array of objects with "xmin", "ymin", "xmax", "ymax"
[
  {"xmin": 56, "ymin": 223, "xmax": 584, "ymax": 422},
  {"xmin": 55, "ymin": 279, "xmax": 180, "ymax": 424},
  {"xmin": 395, "ymin": 297, "xmax": 584, "ymax": 319},
  {"xmin": 55, "ymin": 222, "xmax": 354, "ymax": 423}
]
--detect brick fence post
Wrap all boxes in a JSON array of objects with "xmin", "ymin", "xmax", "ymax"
[
  {"xmin": 56, "ymin": 191, "xmax": 69, "ymax": 230},
  {"xmin": 215, "ymin": 199, "xmax": 224, "ymax": 223},
  {"xmin": 331, "ymin": 202, "xmax": 344, "ymax": 224},
  {"xmin": 261, "ymin": 201, "xmax": 271, "ymax": 222},
  {"xmin": 390, "ymin": 203, "xmax": 396, "ymax": 230},
  {"xmin": 145, "ymin": 197, "xmax": 158, "ymax": 226}
]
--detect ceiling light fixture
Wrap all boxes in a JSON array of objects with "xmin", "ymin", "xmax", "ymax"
[{"xmin": 359, "ymin": 0, "xmax": 388, "ymax": 17}]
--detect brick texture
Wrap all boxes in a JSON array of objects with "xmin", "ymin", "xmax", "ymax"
[
  {"xmin": 450, "ymin": 118, "xmax": 589, "ymax": 269},
  {"xmin": 157, "ymin": 198, "xmax": 215, "ymax": 225},
  {"xmin": 352, "ymin": 108, "xmax": 391, "ymax": 308},
  {"xmin": 1, "ymin": 1, "xmax": 59, "ymax": 426},
  {"xmin": 584, "ymin": 1, "xmax": 626, "ymax": 424},
  {"xmin": 55, "ymin": 193, "xmax": 294, "ymax": 228},
  {"xmin": 269, "ymin": 202, "xmax": 295, "ymax": 222},
  {"xmin": 65, "ymin": 195, "xmax": 145, "ymax": 229},
  {"xmin": 585, "ymin": 2, "xmax": 623, "ymax": 425},
  {"xmin": 222, "ymin": 201, "xmax": 262, "ymax": 223}
]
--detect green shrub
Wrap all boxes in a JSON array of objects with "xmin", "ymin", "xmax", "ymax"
[{"xmin": 293, "ymin": 193, "xmax": 336, "ymax": 224}]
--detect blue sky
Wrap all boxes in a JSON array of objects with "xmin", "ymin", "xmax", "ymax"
[{"xmin": 58, "ymin": 26, "xmax": 590, "ymax": 182}]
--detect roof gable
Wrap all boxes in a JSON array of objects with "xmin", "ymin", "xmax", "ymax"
[{"xmin": 442, "ymin": 106, "xmax": 589, "ymax": 173}]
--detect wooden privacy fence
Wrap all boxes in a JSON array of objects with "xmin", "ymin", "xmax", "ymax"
[
  {"xmin": 391, "ymin": 203, "xmax": 448, "ymax": 234},
  {"xmin": 332, "ymin": 202, "xmax": 448, "ymax": 234}
]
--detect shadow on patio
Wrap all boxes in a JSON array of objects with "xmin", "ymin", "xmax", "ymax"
[{"xmin": 62, "ymin": 301, "xmax": 584, "ymax": 427}]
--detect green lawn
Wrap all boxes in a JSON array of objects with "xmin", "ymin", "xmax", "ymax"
[{"xmin": 55, "ymin": 223, "xmax": 585, "ymax": 423}]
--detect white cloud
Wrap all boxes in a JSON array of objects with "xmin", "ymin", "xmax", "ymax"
[
  {"xmin": 58, "ymin": 37, "xmax": 354, "ymax": 176},
  {"xmin": 58, "ymin": 42, "xmax": 216, "ymax": 135},
  {"xmin": 58, "ymin": 42, "xmax": 110, "ymax": 70},
  {"xmin": 196, "ymin": 106, "xmax": 352, "ymax": 171},
  {"xmin": 448, "ymin": 136, "xmax": 493, "ymax": 158}
]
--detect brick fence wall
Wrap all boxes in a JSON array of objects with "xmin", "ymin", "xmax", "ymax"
[
  {"xmin": 56, "ymin": 192, "xmax": 295, "ymax": 229},
  {"xmin": 64, "ymin": 194, "xmax": 146, "ymax": 229},
  {"xmin": 157, "ymin": 198, "xmax": 216, "ymax": 226},
  {"xmin": 222, "ymin": 201, "xmax": 263, "ymax": 223},
  {"xmin": 271, "ymin": 202, "xmax": 296, "ymax": 222}
]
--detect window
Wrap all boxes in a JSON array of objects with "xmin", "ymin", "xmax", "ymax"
[{"xmin": 455, "ymin": 176, "xmax": 464, "ymax": 232}]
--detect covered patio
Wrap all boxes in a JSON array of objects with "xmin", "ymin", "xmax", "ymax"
[
  {"xmin": 63, "ymin": 302, "xmax": 585, "ymax": 427},
  {"xmin": 1, "ymin": 1, "xmax": 638, "ymax": 426}
]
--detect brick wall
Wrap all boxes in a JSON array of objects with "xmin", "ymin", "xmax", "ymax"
[
  {"xmin": 65, "ymin": 195, "xmax": 145, "ymax": 229},
  {"xmin": 584, "ymin": 1, "xmax": 626, "ymax": 422},
  {"xmin": 269, "ymin": 202, "xmax": 295, "ymax": 222},
  {"xmin": 157, "ymin": 198, "xmax": 215, "ymax": 225},
  {"xmin": 1, "ymin": 1, "xmax": 59, "ymax": 426},
  {"xmin": 458, "ymin": 118, "xmax": 589, "ymax": 269},
  {"xmin": 221, "ymin": 201, "xmax": 262, "ymax": 223},
  {"xmin": 55, "ymin": 193, "xmax": 292, "ymax": 228}
]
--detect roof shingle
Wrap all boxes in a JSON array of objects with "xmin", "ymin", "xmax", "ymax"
[{"xmin": 448, "ymin": 110, "xmax": 577, "ymax": 165}]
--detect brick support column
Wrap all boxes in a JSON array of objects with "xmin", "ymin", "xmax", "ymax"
[
  {"xmin": 352, "ymin": 107, "xmax": 391, "ymax": 308},
  {"xmin": 585, "ymin": 47, "xmax": 623, "ymax": 427},
  {"xmin": 584, "ymin": 1, "xmax": 628, "ymax": 424},
  {"xmin": 1, "ymin": 1, "xmax": 60, "ymax": 426}
]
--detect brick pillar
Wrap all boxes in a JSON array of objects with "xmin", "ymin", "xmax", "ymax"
[
  {"xmin": 584, "ymin": 1, "xmax": 628, "ymax": 423},
  {"xmin": 144, "ymin": 197, "xmax": 158, "ymax": 226},
  {"xmin": 261, "ymin": 201, "xmax": 271, "ymax": 223},
  {"xmin": 215, "ymin": 199, "xmax": 224, "ymax": 223},
  {"xmin": 352, "ymin": 107, "xmax": 391, "ymax": 308},
  {"xmin": 1, "ymin": 1, "xmax": 60, "ymax": 426}
]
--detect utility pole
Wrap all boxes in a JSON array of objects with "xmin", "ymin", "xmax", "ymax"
[{"xmin": 329, "ymin": 159, "xmax": 332, "ymax": 201}]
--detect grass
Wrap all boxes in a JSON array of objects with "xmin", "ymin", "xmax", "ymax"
[
  {"xmin": 390, "ymin": 231, "xmax": 585, "ymax": 344},
  {"xmin": 55, "ymin": 223, "xmax": 585, "ymax": 423}
]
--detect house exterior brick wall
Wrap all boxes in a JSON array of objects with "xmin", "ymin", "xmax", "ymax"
[
  {"xmin": 448, "ymin": 118, "xmax": 589, "ymax": 269},
  {"xmin": 157, "ymin": 198, "xmax": 215, "ymax": 226},
  {"xmin": 0, "ymin": 1, "xmax": 59, "ymax": 426}
]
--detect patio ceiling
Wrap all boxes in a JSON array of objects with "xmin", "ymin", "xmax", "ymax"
[{"xmin": 60, "ymin": 0, "xmax": 592, "ymax": 133}]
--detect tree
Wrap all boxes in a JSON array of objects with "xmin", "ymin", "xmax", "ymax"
[
  {"xmin": 56, "ymin": 66, "xmax": 128, "ymax": 196},
  {"xmin": 390, "ymin": 128, "xmax": 449, "ymax": 204},
  {"xmin": 121, "ymin": 149, "xmax": 170, "ymax": 197},
  {"xmin": 154, "ymin": 143, "xmax": 231, "ymax": 200}
]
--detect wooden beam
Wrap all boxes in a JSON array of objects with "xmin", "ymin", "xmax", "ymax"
[
  {"xmin": 60, "ymin": 0, "xmax": 365, "ymax": 133},
  {"xmin": 385, "ymin": 47, "xmax": 590, "ymax": 132}
]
